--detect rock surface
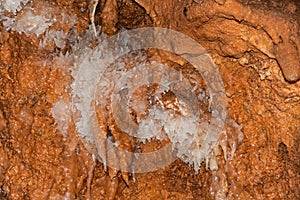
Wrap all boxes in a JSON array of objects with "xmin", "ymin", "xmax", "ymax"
[{"xmin": 0, "ymin": 0, "xmax": 300, "ymax": 199}]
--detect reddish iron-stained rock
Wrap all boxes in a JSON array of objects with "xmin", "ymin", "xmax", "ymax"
[{"xmin": 0, "ymin": 0, "xmax": 300, "ymax": 199}]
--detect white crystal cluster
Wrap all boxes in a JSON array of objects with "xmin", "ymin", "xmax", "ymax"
[
  {"xmin": 99, "ymin": 61, "xmax": 221, "ymax": 172},
  {"xmin": 51, "ymin": 99, "xmax": 71, "ymax": 138},
  {"xmin": 39, "ymin": 13, "xmax": 77, "ymax": 49},
  {"xmin": 1, "ymin": 7, "xmax": 54, "ymax": 37},
  {"xmin": 0, "ymin": 1, "xmax": 76, "ymax": 38},
  {"xmin": 0, "ymin": 0, "xmax": 30, "ymax": 14},
  {"xmin": 44, "ymin": 21, "xmax": 243, "ymax": 173}
]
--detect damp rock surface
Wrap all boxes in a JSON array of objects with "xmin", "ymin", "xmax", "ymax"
[{"xmin": 0, "ymin": 0, "xmax": 300, "ymax": 199}]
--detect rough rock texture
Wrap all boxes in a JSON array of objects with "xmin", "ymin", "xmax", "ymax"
[{"xmin": 0, "ymin": 0, "xmax": 300, "ymax": 199}]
